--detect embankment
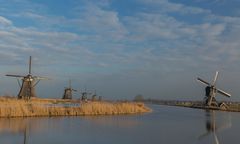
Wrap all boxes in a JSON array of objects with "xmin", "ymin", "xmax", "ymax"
[
  {"xmin": 142, "ymin": 99, "xmax": 240, "ymax": 112},
  {"xmin": 0, "ymin": 97, "xmax": 151, "ymax": 118}
]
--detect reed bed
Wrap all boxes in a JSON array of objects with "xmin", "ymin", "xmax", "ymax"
[{"xmin": 0, "ymin": 97, "xmax": 151, "ymax": 118}]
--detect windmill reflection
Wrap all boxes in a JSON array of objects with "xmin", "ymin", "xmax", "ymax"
[
  {"xmin": 0, "ymin": 118, "xmax": 29, "ymax": 144},
  {"xmin": 199, "ymin": 110, "xmax": 231, "ymax": 144},
  {"xmin": 23, "ymin": 126, "xmax": 28, "ymax": 144},
  {"xmin": 0, "ymin": 117, "xmax": 60, "ymax": 144}
]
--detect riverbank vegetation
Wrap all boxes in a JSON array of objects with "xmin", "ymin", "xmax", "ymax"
[{"xmin": 0, "ymin": 97, "xmax": 151, "ymax": 118}]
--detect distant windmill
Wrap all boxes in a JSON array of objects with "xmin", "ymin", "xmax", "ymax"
[
  {"xmin": 91, "ymin": 90, "xmax": 97, "ymax": 101},
  {"xmin": 6, "ymin": 56, "xmax": 48, "ymax": 100},
  {"xmin": 62, "ymin": 80, "xmax": 77, "ymax": 99},
  {"xmin": 197, "ymin": 71, "xmax": 231, "ymax": 107},
  {"xmin": 80, "ymin": 87, "xmax": 91, "ymax": 101},
  {"xmin": 91, "ymin": 90, "xmax": 102, "ymax": 101}
]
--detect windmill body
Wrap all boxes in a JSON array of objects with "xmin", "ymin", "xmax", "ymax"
[
  {"xmin": 62, "ymin": 80, "xmax": 77, "ymax": 99},
  {"xmin": 205, "ymin": 86, "xmax": 217, "ymax": 106},
  {"xmin": 91, "ymin": 90, "xmax": 97, "ymax": 101},
  {"xmin": 197, "ymin": 71, "xmax": 231, "ymax": 107},
  {"xmin": 81, "ymin": 92, "xmax": 88, "ymax": 101},
  {"xmin": 81, "ymin": 89, "xmax": 91, "ymax": 101},
  {"xmin": 18, "ymin": 75, "xmax": 37, "ymax": 99},
  {"xmin": 63, "ymin": 88, "xmax": 73, "ymax": 99},
  {"xmin": 6, "ymin": 56, "xmax": 48, "ymax": 100}
]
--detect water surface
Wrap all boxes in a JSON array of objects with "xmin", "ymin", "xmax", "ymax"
[{"xmin": 0, "ymin": 105, "xmax": 239, "ymax": 144}]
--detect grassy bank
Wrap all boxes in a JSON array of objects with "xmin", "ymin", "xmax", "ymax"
[
  {"xmin": 142, "ymin": 99, "xmax": 240, "ymax": 112},
  {"xmin": 0, "ymin": 97, "xmax": 151, "ymax": 118}
]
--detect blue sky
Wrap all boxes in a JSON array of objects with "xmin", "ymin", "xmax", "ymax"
[{"xmin": 0, "ymin": 0, "xmax": 240, "ymax": 101}]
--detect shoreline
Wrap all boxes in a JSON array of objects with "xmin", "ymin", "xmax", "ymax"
[
  {"xmin": 140, "ymin": 99, "xmax": 240, "ymax": 112},
  {"xmin": 0, "ymin": 97, "xmax": 151, "ymax": 118}
]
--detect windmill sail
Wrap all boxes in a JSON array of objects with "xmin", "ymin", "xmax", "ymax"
[
  {"xmin": 29, "ymin": 56, "xmax": 32, "ymax": 75},
  {"xmin": 6, "ymin": 74, "xmax": 25, "ymax": 78},
  {"xmin": 197, "ymin": 78, "xmax": 210, "ymax": 86},
  {"xmin": 217, "ymin": 89, "xmax": 231, "ymax": 97},
  {"xmin": 212, "ymin": 71, "xmax": 219, "ymax": 86}
]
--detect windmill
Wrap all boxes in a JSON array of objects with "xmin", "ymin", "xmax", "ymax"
[
  {"xmin": 197, "ymin": 71, "xmax": 231, "ymax": 107},
  {"xmin": 91, "ymin": 90, "xmax": 102, "ymax": 101},
  {"xmin": 62, "ymin": 80, "xmax": 77, "ymax": 99},
  {"xmin": 91, "ymin": 90, "xmax": 97, "ymax": 101},
  {"xmin": 80, "ymin": 87, "xmax": 91, "ymax": 101},
  {"xmin": 6, "ymin": 56, "xmax": 48, "ymax": 100}
]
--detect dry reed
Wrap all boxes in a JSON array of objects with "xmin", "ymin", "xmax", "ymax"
[{"xmin": 0, "ymin": 97, "xmax": 151, "ymax": 118}]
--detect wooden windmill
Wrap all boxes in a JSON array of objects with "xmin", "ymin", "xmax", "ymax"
[
  {"xmin": 197, "ymin": 71, "xmax": 231, "ymax": 107},
  {"xmin": 91, "ymin": 90, "xmax": 97, "ymax": 101},
  {"xmin": 6, "ymin": 56, "xmax": 48, "ymax": 100},
  {"xmin": 62, "ymin": 80, "xmax": 77, "ymax": 99},
  {"xmin": 80, "ymin": 88, "xmax": 91, "ymax": 101}
]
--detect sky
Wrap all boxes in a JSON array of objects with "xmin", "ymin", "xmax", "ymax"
[{"xmin": 0, "ymin": 0, "xmax": 240, "ymax": 101}]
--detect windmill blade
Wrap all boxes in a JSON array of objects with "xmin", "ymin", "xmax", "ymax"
[
  {"xmin": 17, "ymin": 79, "xmax": 21, "ymax": 88},
  {"xmin": 6, "ymin": 74, "xmax": 25, "ymax": 78},
  {"xmin": 29, "ymin": 56, "xmax": 32, "ymax": 75},
  {"xmin": 72, "ymin": 89, "xmax": 77, "ymax": 92},
  {"xmin": 217, "ymin": 88, "xmax": 231, "ymax": 97},
  {"xmin": 32, "ymin": 79, "xmax": 41, "ymax": 87},
  {"xmin": 69, "ymin": 79, "xmax": 72, "ymax": 88},
  {"xmin": 197, "ymin": 78, "xmax": 210, "ymax": 86},
  {"xmin": 87, "ymin": 91, "xmax": 92, "ymax": 95},
  {"xmin": 33, "ymin": 76, "xmax": 50, "ymax": 80},
  {"xmin": 212, "ymin": 71, "xmax": 219, "ymax": 86}
]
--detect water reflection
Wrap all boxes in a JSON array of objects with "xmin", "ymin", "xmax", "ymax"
[
  {"xmin": 0, "ymin": 118, "xmax": 27, "ymax": 144},
  {"xmin": 0, "ymin": 106, "xmax": 237, "ymax": 144},
  {"xmin": 23, "ymin": 126, "xmax": 28, "ymax": 144},
  {"xmin": 82, "ymin": 115, "xmax": 142, "ymax": 128},
  {"xmin": 199, "ymin": 110, "xmax": 232, "ymax": 144},
  {"xmin": 0, "ymin": 117, "xmax": 64, "ymax": 144},
  {"xmin": 0, "ymin": 116, "xmax": 143, "ymax": 144}
]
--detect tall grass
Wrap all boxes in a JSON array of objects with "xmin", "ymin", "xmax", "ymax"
[{"xmin": 0, "ymin": 97, "xmax": 151, "ymax": 118}]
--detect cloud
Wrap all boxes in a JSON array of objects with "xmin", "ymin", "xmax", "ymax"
[
  {"xmin": 0, "ymin": 0, "xmax": 240, "ymax": 99},
  {"xmin": 0, "ymin": 16, "xmax": 12, "ymax": 27},
  {"xmin": 72, "ymin": 3, "xmax": 128, "ymax": 42},
  {"xmin": 0, "ymin": 0, "xmax": 239, "ymax": 73},
  {"xmin": 140, "ymin": 0, "xmax": 211, "ymax": 15},
  {"xmin": 21, "ymin": 12, "xmax": 45, "ymax": 19}
]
